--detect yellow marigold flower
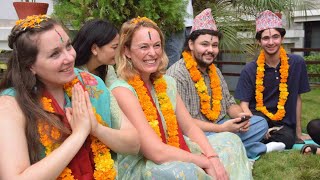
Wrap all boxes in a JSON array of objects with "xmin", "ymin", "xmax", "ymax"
[{"xmin": 255, "ymin": 46, "xmax": 289, "ymax": 121}]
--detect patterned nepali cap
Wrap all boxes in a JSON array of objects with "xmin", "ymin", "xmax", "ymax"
[
  {"xmin": 191, "ymin": 8, "xmax": 217, "ymax": 33},
  {"xmin": 256, "ymin": 10, "xmax": 282, "ymax": 32}
]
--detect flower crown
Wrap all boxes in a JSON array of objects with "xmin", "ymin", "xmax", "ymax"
[
  {"xmin": 15, "ymin": 15, "xmax": 49, "ymax": 30},
  {"xmin": 130, "ymin": 16, "xmax": 157, "ymax": 26}
]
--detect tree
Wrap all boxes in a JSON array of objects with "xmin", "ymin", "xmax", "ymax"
[
  {"xmin": 53, "ymin": 0, "xmax": 187, "ymax": 35},
  {"xmin": 193, "ymin": 0, "xmax": 317, "ymax": 55}
]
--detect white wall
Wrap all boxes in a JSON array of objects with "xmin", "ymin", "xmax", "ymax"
[{"xmin": 0, "ymin": 0, "xmax": 54, "ymax": 20}]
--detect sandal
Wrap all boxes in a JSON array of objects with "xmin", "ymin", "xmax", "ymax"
[{"xmin": 300, "ymin": 144, "xmax": 320, "ymax": 155}]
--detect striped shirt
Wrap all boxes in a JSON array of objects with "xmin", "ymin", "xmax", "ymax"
[{"xmin": 166, "ymin": 58, "xmax": 236, "ymax": 123}]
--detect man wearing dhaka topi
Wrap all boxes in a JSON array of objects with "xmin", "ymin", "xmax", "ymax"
[
  {"xmin": 235, "ymin": 10, "xmax": 311, "ymax": 150},
  {"xmin": 167, "ymin": 8, "xmax": 285, "ymax": 160}
]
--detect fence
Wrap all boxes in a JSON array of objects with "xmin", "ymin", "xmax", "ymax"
[{"xmin": 290, "ymin": 48, "xmax": 320, "ymax": 81}]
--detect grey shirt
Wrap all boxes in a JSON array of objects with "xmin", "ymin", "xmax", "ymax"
[{"xmin": 167, "ymin": 58, "xmax": 236, "ymax": 122}]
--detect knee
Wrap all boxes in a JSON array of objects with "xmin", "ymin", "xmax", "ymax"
[
  {"xmin": 249, "ymin": 115, "xmax": 268, "ymax": 134},
  {"xmin": 220, "ymin": 132, "xmax": 243, "ymax": 144}
]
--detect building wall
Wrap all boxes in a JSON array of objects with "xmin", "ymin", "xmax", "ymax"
[{"xmin": 0, "ymin": 0, "xmax": 54, "ymax": 20}]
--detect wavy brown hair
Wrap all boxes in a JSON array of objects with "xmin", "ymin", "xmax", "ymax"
[
  {"xmin": 0, "ymin": 17, "xmax": 69, "ymax": 164},
  {"xmin": 116, "ymin": 17, "xmax": 168, "ymax": 81}
]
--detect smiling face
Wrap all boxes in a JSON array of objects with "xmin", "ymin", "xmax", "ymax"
[
  {"xmin": 93, "ymin": 34, "xmax": 119, "ymax": 65},
  {"xmin": 124, "ymin": 27, "xmax": 162, "ymax": 79},
  {"xmin": 30, "ymin": 25, "xmax": 76, "ymax": 89},
  {"xmin": 258, "ymin": 28, "xmax": 284, "ymax": 57},
  {"xmin": 189, "ymin": 34, "xmax": 219, "ymax": 70}
]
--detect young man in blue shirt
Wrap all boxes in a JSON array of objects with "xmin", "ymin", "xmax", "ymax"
[{"xmin": 235, "ymin": 10, "xmax": 311, "ymax": 149}]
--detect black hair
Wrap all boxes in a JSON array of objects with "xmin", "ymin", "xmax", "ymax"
[
  {"xmin": 184, "ymin": 29, "xmax": 222, "ymax": 51},
  {"xmin": 73, "ymin": 19, "xmax": 118, "ymax": 79},
  {"xmin": 255, "ymin": 28, "xmax": 286, "ymax": 40}
]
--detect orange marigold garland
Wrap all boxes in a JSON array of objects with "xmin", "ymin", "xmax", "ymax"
[
  {"xmin": 182, "ymin": 51, "xmax": 222, "ymax": 122},
  {"xmin": 255, "ymin": 46, "xmax": 289, "ymax": 121},
  {"xmin": 39, "ymin": 76, "xmax": 116, "ymax": 179},
  {"xmin": 128, "ymin": 75, "xmax": 179, "ymax": 148}
]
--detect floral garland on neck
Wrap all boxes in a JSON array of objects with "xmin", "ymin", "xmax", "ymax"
[
  {"xmin": 182, "ymin": 51, "xmax": 222, "ymax": 122},
  {"xmin": 128, "ymin": 75, "xmax": 179, "ymax": 147},
  {"xmin": 39, "ymin": 77, "xmax": 116, "ymax": 180},
  {"xmin": 255, "ymin": 46, "xmax": 289, "ymax": 121}
]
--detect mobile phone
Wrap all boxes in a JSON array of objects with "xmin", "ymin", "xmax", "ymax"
[{"xmin": 237, "ymin": 115, "xmax": 251, "ymax": 124}]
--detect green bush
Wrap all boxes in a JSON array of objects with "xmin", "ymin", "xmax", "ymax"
[
  {"xmin": 304, "ymin": 53, "xmax": 320, "ymax": 83},
  {"xmin": 53, "ymin": 0, "xmax": 187, "ymax": 34}
]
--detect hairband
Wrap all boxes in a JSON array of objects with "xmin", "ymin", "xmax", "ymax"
[
  {"xmin": 130, "ymin": 16, "xmax": 157, "ymax": 26},
  {"xmin": 15, "ymin": 15, "xmax": 49, "ymax": 30}
]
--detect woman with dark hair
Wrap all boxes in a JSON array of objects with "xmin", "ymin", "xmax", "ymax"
[
  {"xmin": 73, "ymin": 19, "xmax": 119, "ymax": 87},
  {"xmin": 0, "ymin": 15, "xmax": 139, "ymax": 179},
  {"xmin": 301, "ymin": 119, "xmax": 320, "ymax": 155}
]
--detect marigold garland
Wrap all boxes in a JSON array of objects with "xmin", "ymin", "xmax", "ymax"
[
  {"xmin": 128, "ymin": 75, "xmax": 179, "ymax": 148},
  {"xmin": 182, "ymin": 51, "xmax": 222, "ymax": 122},
  {"xmin": 255, "ymin": 46, "xmax": 289, "ymax": 121},
  {"xmin": 39, "ymin": 76, "xmax": 116, "ymax": 179}
]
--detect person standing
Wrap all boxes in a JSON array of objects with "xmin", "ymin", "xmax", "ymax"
[
  {"xmin": 165, "ymin": 0, "xmax": 193, "ymax": 67},
  {"xmin": 167, "ymin": 8, "xmax": 285, "ymax": 159},
  {"xmin": 235, "ymin": 10, "xmax": 311, "ymax": 149}
]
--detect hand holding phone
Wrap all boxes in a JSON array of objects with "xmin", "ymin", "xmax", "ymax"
[{"xmin": 237, "ymin": 115, "xmax": 251, "ymax": 124}]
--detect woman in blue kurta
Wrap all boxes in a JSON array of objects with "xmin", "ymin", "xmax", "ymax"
[
  {"xmin": 0, "ymin": 15, "xmax": 139, "ymax": 179},
  {"xmin": 111, "ymin": 16, "xmax": 252, "ymax": 180},
  {"xmin": 73, "ymin": 19, "xmax": 119, "ymax": 88}
]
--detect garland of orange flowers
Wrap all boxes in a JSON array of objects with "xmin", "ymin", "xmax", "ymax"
[
  {"xmin": 39, "ymin": 77, "xmax": 116, "ymax": 179},
  {"xmin": 182, "ymin": 51, "xmax": 222, "ymax": 122},
  {"xmin": 255, "ymin": 46, "xmax": 289, "ymax": 121},
  {"xmin": 128, "ymin": 75, "xmax": 179, "ymax": 148}
]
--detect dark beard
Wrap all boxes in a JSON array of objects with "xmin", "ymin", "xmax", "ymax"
[{"xmin": 194, "ymin": 53, "xmax": 215, "ymax": 69}]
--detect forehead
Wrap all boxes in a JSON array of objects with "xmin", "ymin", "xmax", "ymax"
[
  {"xmin": 131, "ymin": 27, "xmax": 160, "ymax": 43},
  {"xmin": 261, "ymin": 28, "xmax": 280, "ymax": 37},
  {"xmin": 37, "ymin": 25, "xmax": 69, "ymax": 50},
  {"xmin": 195, "ymin": 34, "xmax": 219, "ymax": 43}
]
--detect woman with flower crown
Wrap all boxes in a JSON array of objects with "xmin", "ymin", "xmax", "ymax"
[
  {"xmin": 110, "ymin": 17, "xmax": 252, "ymax": 180},
  {"xmin": 0, "ymin": 15, "xmax": 139, "ymax": 179}
]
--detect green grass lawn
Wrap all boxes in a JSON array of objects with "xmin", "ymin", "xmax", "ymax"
[{"xmin": 253, "ymin": 87, "xmax": 320, "ymax": 180}]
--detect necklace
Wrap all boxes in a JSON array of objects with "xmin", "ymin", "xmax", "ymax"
[
  {"xmin": 182, "ymin": 51, "xmax": 222, "ymax": 122},
  {"xmin": 39, "ymin": 77, "xmax": 116, "ymax": 179},
  {"xmin": 128, "ymin": 75, "xmax": 179, "ymax": 147},
  {"xmin": 255, "ymin": 46, "xmax": 289, "ymax": 121}
]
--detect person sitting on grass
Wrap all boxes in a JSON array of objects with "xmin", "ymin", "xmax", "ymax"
[
  {"xmin": 110, "ymin": 16, "xmax": 253, "ymax": 180},
  {"xmin": 301, "ymin": 119, "xmax": 320, "ymax": 155},
  {"xmin": 235, "ymin": 10, "xmax": 311, "ymax": 150},
  {"xmin": 0, "ymin": 15, "xmax": 139, "ymax": 179},
  {"xmin": 73, "ymin": 19, "xmax": 119, "ymax": 88}
]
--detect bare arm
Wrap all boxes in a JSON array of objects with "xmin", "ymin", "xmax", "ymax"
[
  {"xmin": 295, "ymin": 95, "xmax": 310, "ymax": 140},
  {"xmin": 239, "ymin": 101, "xmax": 253, "ymax": 116},
  {"xmin": 0, "ymin": 95, "xmax": 89, "ymax": 180},
  {"xmin": 91, "ymin": 110, "xmax": 140, "ymax": 154},
  {"xmin": 227, "ymin": 104, "xmax": 244, "ymax": 119},
  {"xmin": 111, "ymin": 87, "xmax": 211, "ymax": 169},
  {"xmin": 175, "ymin": 94, "xmax": 228, "ymax": 180}
]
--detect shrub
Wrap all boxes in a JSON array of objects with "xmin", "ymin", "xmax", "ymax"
[{"xmin": 304, "ymin": 53, "xmax": 320, "ymax": 83}]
